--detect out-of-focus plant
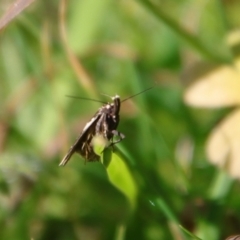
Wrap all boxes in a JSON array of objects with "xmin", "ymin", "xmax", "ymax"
[{"xmin": 184, "ymin": 32, "xmax": 240, "ymax": 180}]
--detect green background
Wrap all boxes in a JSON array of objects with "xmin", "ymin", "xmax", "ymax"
[{"xmin": 0, "ymin": 0, "xmax": 240, "ymax": 239}]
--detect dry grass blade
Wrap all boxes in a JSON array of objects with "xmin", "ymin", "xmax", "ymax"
[
  {"xmin": 59, "ymin": 0, "xmax": 97, "ymax": 97},
  {"xmin": 0, "ymin": 0, "xmax": 36, "ymax": 30}
]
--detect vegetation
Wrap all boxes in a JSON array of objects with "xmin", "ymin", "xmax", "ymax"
[{"xmin": 1, "ymin": 0, "xmax": 240, "ymax": 239}]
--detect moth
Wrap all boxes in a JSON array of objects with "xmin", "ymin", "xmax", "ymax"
[
  {"xmin": 59, "ymin": 87, "xmax": 153, "ymax": 166},
  {"xmin": 59, "ymin": 95, "xmax": 124, "ymax": 166}
]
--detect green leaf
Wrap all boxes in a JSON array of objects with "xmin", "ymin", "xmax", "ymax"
[
  {"xmin": 180, "ymin": 225, "xmax": 202, "ymax": 240},
  {"xmin": 102, "ymin": 148, "xmax": 138, "ymax": 209}
]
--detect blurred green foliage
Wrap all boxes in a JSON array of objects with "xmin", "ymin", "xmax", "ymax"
[{"xmin": 1, "ymin": 0, "xmax": 240, "ymax": 240}]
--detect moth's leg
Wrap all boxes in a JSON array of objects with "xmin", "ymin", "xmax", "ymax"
[
  {"xmin": 108, "ymin": 131, "xmax": 124, "ymax": 152},
  {"xmin": 110, "ymin": 130, "xmax": 125, "ymax": 146}
]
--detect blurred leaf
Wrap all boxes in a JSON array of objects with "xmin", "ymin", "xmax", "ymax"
[
  {"xmin": 184, "ymin": 61, "xmax": 240, "ymax": 108},
  {"xmin": 184, "ymin": 45, "xmax": 240, "ymax": 179},
  {"xmin": 207, "ymin": 109, "xmax": 240, "ymax": 179}
]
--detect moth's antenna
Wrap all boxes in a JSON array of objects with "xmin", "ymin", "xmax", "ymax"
[
  {"xmin": 121, "ymin": 86, "xmax": 155, "ymax": 103},
  {"xmin": 100, "ymin": 93, "xmax": 112, "ymax": 99},
  {"xmin": 65, "ymin": 95, "xmax": 107, "ymax": 104}
]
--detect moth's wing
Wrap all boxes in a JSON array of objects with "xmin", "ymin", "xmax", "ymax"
[
  {"xmin": 59, "ymin": 113, "xmax": 101, "ymax": 166},
  {"xmin": 59, "ymin": 144, "xmax": 77, "ymax": 166}
]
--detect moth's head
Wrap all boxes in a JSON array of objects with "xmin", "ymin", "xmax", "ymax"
[
  {"xmin": 105, "ymin": 95, "xmax": 120, "ymax": 109},
  {"xmin": 111, "ymin": 95, "xmax": 120, "ymax": 101},
  {"xmin": 109, "ymin": 95, "xmax": 121, "ymax": 113},
  {"xmin": 109, "ymin": 95, "xmax": 120, "ymax": 107}
]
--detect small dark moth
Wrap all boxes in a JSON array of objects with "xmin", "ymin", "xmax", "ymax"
[
  {"xmin": 59, "ymin": 87, "xmax": 153, "ymax": 166},
  {"xmin": 59, "ymin": 95, "xmax": 124, "ymax": 166}
]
